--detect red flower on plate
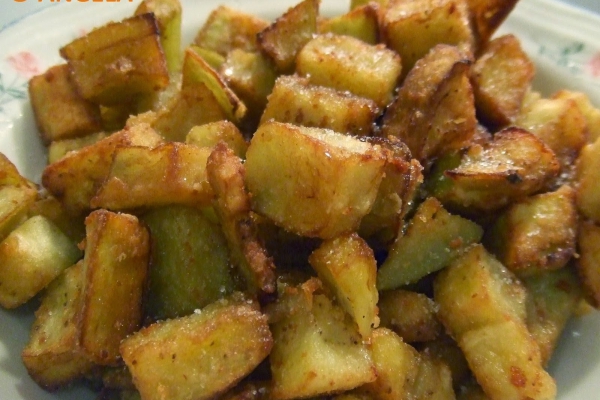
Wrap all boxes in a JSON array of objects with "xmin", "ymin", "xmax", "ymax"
[
  {"xmin": 587, "ymin": 52, "xmax": 600, "ymax": 78},
  {"xmin": 6, "ymin": 51, "xmax": 41, "ymax": 79}
]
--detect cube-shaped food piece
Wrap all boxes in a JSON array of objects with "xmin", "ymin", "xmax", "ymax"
[
  {"xmin": 29, "ymin": 64, "xmax": 102, "ymax": 144},
  {"xmin": 378, "ymin": 290, "xmax": 442, "ymax": 343},
  {"xmin": 220, "ymin": 49, "xmax": 278, "ymax": 128},
  {"xmin": 319, "ymin": 3, "xmax": 380, "ymax": 45},
  {"xmin": 245, "ymin": 122, "xmax": 386, "ymax": 239},
  {"xmin": 0, "ymin": 152, "xmax": 37, "ymax": 188},
  {"xmin": 516, "ymin": 95, "xmax": 587, "ymax": 169},
  {"xmin": 60, "ymin": 14, "xmax": 169, "ymax": 106},
  {"xmin": 358, "ymin": 327, "xmax": 454, "ymax": 399},
  {"xmin": 296, "ymin": 33, "xmax": 401, "ymax": 108},
  {"xmin": 28, "ymin": 193, "xmax": 86, "ymax": 244},
  {"xmin": 257, "ymin": 0, "xmax": 319, "ymax": 72},
  {"xmin": 269, "ymin": 279, "xmax": 376, "ymax": 399},
  {"xmin": 135, "ymin": 0, "xmax": 182, "ymax": 73},
  {"xmin": 471, "ymin": 34, "xmax": 535, "ymax": 128},
  {"xmin": 523, "ymin": 267, "xmax": 582, "ymax": 365},
  {"xmin": 0, "ymin": 215, "xmax": 82, "ymax": 309},
  {"xmin": 141, "ymin": 205, "xmax": 235, "ymax": 321},
  {"xmin": 48, "ymin": 131, "xmax": 108, "ymax": 164},
  {"xmin": 42, "ymin": 123, "xmax": 163, "ymax": 215},
  {"xmin": 434, "ymin": 244, "xmax": 527, "ymax": 336},
  {"xmin": 91, "ymin": 143, "xmax": 214, "ymax": 211},
  {"xmin": 459, "ymin": 320, "xmax": 556, "ymax": 400},
  {"xmin": 194, "ymin": 5, "xmax": 269, "ymax": 56},
  {"xmin": 409, "ymin": 353, "xmax": 455, "ymax": 399},
  {"xmin": 181, "ymin": 47, "xmax": 247, "ymax": 124},
  {"xmin": 466, "ymin": 0, "xmax": 519, "ymax": 47},
  {"xmin": 260, "ymin": 75, "xmax": 379, "ymax": 136},
  {"xmin": 80, "ymin": 210, "xmax": 150, "ymax": 365},
  {"xmin": 206, "ymin": 143, "xmax": 276, "ymax": 296},
  {"xmin": 120, "ymin": 296, "xmax": 272, "ymax": 400},
  {"xmin": 308, "ymin": 233, "xmax": 379, "ymax": 338},
  {"xmin": 485, "ymin": 185, "xmax": 578, "ymax": 276},
  {"xmin": 376, "ymin": 197, "xmax": 483, "ymax": 291},
  {"xmin": 0, "ymin": 154, "xmax": 39, "ymax": 241},
  {"xmin": 0, "ymin": 185, "xmax": 38, "ymax": 243},
  {"xmin": 358, "ymin": 137, "xmax": 422, "ymax": 247},
  {"xmin": 22, "ymin": 262, "xmax": 94, "ymax": 390},
  {"xmin": 554, "ymin": 89, "xmax": 600, "ymax": 143},
  {"xmin": 577, "ymin": 221, "xmax": 600, "ymax": 308},
  {"xmin": 575, "ymin": 137, "xmax": 600, "ymax": 222},
  {"xmin": 150, "ymin": 81, "xmax": 228, "ymax": 142},
  {"xmin": 420, "ymin": 336, "xmax": 471, "ymax": 386},
  {"xmin": 382, "ymin": 44, "xmax": 476, "ymax": 163},
  {"xmin": 429, "ymin": 127, "xmax": 560, "ymax": 213},
  {"xmin": 357, "ymin": 328, "xmax": 419, "ymax": 400},
  {"xmin": 382, "ymin": 0, "xmax": 474, "ymax": 76},
  {"xmin": 186, "ymin": 120, "xmax": 248, "ymax": 158},
  {"xmin": 192, "ymin": 46, "xmax": 225, "ymax": 71},
  {"xmin": 434, "ymin": 245, "xmax": 556, "ymax": 400}
]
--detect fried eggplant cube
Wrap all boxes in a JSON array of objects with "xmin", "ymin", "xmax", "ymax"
[
  {"xmin": 485, "ymin": 185, "xmax": 578, "ymax": 276},
  {"xmin": 429, "ymin": 127, "xmax": 560, "ymax": 213},
  {"xmin": 150, "ymin": 85, "xmax": 228, "ymax": 142},
  {"xmin": 376, "ymin": 197, "xmax": 483, "ymax": 291},
  {"xmin": 435, "ymin": 244, "xmax": 528, "ymax": 334},
  {"xmin": 194, "ymin": 5, "xmax": 269, "ymax": 56},
  {"xmin": 260, "ymin": 75, "xmax": 379, "ymax": 136},
  {"xmin": 358, "ymin": 328, "xmax": 455, "ymax": 400},
  {"xmin": 29, "ymin": 64, "xmax": 102, "ymax": 144},
  {"xmin": 471, "ymin": 34, "xmax": 535, "ymax": 129},
  {"xmin": 576, "ymin": 221, "xmax": 600, "ymax": 308},
  {"xmin": 378, "ymin": 290, "xmax": 442, "ymax": 343},
  {"xmin": 120, "ymin": 296, "xmax": 272, "ymax": 400},
  {"xmin": 296, "ymin": 33, "xmax": 402, "ymax": 108},
  {"xmin": 465, "ymin": 0, "xmax": 519, "ymax": 48},
  {"xmin": 575, "ymin": 136, "xmax": 600, "ymax": 223},
  {"xmin": 141, "ymin": 205, "xmax": 235, "ymax": 321},
  {"xmin": 79, "ymin": 210, "xmax": 150, "ymax": 366},
  {"xmin": 308, "ymin": 233, "xmax": 379, "ymax": 339},
  {"xmin": 245, "ymin": 122, "xmax": 386, "ymax": 239},
  {"xmin": 523, "ymin": 267, "xmax": 582, "ymax": 365},
  {"xmin": 358, "ymin": 137, "xmax": 423, "ymax": 247},
  {"xmin": 318, "ymin": 3, "xmax": 380, "ymax": 45},
  {"xmin": 357, "ymin": 328, "xmax": 419, "ymax": 400},
  {"xmin": 91, "ymin": 143, "xmax": 214, "ymax": 211},
  {"xmin": 206, "ymin": 143, "xmax": 276, "ymax": 296},
  {"xmin": 381, "ymin": 44, "xmax": 476, "ymax": 163},
  {"xmin": 434, "ymin": 245, "xmax": 556, "ymax": 400},
  {"xmin": 0, "ymin": 215, "xmax": 82, "ymax": 309},
  {"xmin": 553, "ymin": 89, "xmax": 600, "ymax": 143},
  {"xmin": 41, "ymin": 123, "xmax": 163, "ymax": 215},
  {"xmin": 516, "ymin": 95, "xmax": 587, "ymax": 170},
  {"xmin": 0, "ymin": 154, "xmax": 38, "ymax": 242},
  {"xmin": 135, "ymin": 0, "xmax": 182, "ymax": 73},
  {"xmin": 48, "ymin": 131, "xmax": 108, "ymax": 164},
  {"xmin": 60, "ymin": 13, "xmax": 169, "ymax": 106},
  {"xmin": 268, "ymin": 279, "xmax": 376, "ymax": 399},
  {"xmin": 186, "ymin": 120, "xmax": 248, "ymax": 158},
  {"xmin": 181, "ymin": 47, "xmax": 247, "ymax": 124},
  {"xmin": 21, "ymin": 262, "xmax": 94, "ymax": 390},
  {"xmin": 28, "ymin": 193, "xmax": 86, "ymax": 244},
  {"xmin": 381, "ymin": 0, "xmax": 474, "ymax": 77},
  {"xmin": 257, "ymin": 0, "xmax": 319, "ymax": 73},
  {"xmin": 220, "ymin": 49, "xmax": 277, "ymax": 128}
]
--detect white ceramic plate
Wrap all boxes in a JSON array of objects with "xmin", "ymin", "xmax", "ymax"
[{"xmin": 0, "ymin": 0, "xmax": 599, "ymax": 399}]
